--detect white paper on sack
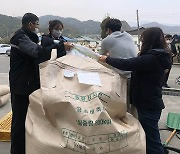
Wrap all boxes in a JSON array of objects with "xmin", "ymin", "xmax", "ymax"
[
  {"xmin": 77, "ymin": 71, "xmax": 102, "ymax": 86},
  {"xmin": 64, "ymin": 69, "xmax": 75, "ymax": 78},
  {"xmin": 73, "ymin": 44, "xmax": 100, "ymax": 60}
]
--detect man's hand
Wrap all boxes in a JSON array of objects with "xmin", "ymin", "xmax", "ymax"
[
  {"xmin": 99, "ymin": 55, "xmax": 108, "ymax": 63},
  {"xmin": 64, "ymin": 42, "xmax": 74, "ymax": 51}
]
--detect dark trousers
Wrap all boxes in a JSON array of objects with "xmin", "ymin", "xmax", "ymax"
[
  {"xmin": 11, "ymin": 93, "xmax": 29, "ymax": 154},
  {"xmin": 137, "ymin": 108, "xmax": 165, "ymax": 154}
]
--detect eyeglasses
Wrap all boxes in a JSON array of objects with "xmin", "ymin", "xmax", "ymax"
[{"xmin": 32, "ymin": 22, "xmax": 39, "ymax": 26}]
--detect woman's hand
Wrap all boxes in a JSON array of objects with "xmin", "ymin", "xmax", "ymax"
[
  {"xmin": 64, "ymin": 42, "xmax": 74, "ymax": 51},
  {"xmin": 99, "ymin": 55, "xmax": 108, "ymax": 63}
]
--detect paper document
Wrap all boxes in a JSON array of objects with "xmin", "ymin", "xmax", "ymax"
[
  {"xmin": 73, "ymin": 44, "xmax": 100, "ymax": 60},
  {"xmin": 64, "ymin": 69, "xmax": 75, "ymax": 78},
  {"xmin": 77, "ymin": 71, "xmax": 102, "ymax": 86}
]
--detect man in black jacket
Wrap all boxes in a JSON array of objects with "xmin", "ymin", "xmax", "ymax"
[{"xmin": 9, "ymin": 13, "xmax": 65, "ymax": 154}]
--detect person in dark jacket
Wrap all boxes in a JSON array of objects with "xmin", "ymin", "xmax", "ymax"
[
  {"xmin": 40, "ymin": 20, "xmax": 72, "ymax": 63},
  {"xmin": 99, "ymin": 27, "xmax": 172, "ymax": 154},
  {"xmin": 9, "ymin": 13, "xmax": 73, "ymax": 154},
  {"xmin": 163, "ymin": 34, "xmax": 173, "ymax": 88}
]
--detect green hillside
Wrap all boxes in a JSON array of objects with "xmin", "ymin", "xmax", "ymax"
[
  {"xmin": 0, "ymin": 14, "xmax": 21, "ymax": 40},
  {"xmin": 0, "ymin": 14, "xmax": 132, "ymax": 42}
]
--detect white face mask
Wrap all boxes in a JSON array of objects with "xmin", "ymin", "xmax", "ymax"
[
  {"xmin": 166, "ymin": 40, "xmax": 171, "ymax": 45},
  {"xmin": 52, "ymin": 29, "xmax": 63, "ymax": 38},
  {"xmin": 38, "ymin": 36, "xmax": 42, "ymax": 42},
  {"xmin": 33, "ymin": 28, "xmax": 39, "ymax": 34}
]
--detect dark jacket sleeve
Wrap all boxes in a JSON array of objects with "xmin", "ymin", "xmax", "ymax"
[
  {"xmin": 171, "ymin": 43, "xmax": 177, "ymax": 55},
  {"xmin": 41, "ymin": 35, "xmax": 54, "ymax": 48},
  {"xmin": 57, "ymin": 42, "xmax": 66, "ymax": 58},
  {"xmin": 41, "ymin": 35, "xmax": 66, "ymax": 61},
  {"xmin": 18, "ymin": 35, "xmax": 40, "ymax": 58},
  {"xmin": 106, "ymin": 55, "xmax": 158, "ymax": 71},
  {"xmin": 18, "ymin": 35, "xmax": 56, "ymax": 60}
]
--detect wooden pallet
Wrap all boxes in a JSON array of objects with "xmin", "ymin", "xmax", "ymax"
[{"xmin": 0, "ymin": 111, "xmax": 12, "ymax": 141}]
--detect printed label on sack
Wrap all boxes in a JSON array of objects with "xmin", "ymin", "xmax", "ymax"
[
  {"xmin": 65, "ymin": 91, "xmax": 110, "ymax": 103},
  {"xmin": 60, "ymin": 128, "xmax": 128, "ymax": 153},
  {"xmin": 76, "ymin": 119, "xmax": 111, "ymax": 127}
]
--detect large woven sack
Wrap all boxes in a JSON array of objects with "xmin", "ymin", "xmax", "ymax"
[
  {"xmin": 26, "ymin": 55, "xmax": 146, "ymax": 154},
  {"xmin": 0, "ymin": 85, "xmax": 10, "ymax": 96},
  {"xmin": 0, "ymin": 93, "xmax": 10, "ymax": 107}
]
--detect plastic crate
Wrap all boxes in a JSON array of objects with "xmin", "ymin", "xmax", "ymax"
[{"xmin": 0, "ymin": 111, "xmax": 12, "ymax": 141}]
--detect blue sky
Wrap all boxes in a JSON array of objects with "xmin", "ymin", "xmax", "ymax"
[{"xmin": 1, "ymin": 0, "xmax": 180, "ymax": 26}]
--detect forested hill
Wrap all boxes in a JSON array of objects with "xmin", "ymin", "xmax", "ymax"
[
  {"xmin": 0, "ymin": 14, "xmax": 132, "ymax": 39},
  {"xmin": 0, "ymin": 14, "xmax": 21, "ymax": 38}
]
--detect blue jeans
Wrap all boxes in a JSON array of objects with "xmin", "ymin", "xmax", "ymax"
[{"xmin": 137, "ymin": 108, "xmax": 165, "ymax": 154}]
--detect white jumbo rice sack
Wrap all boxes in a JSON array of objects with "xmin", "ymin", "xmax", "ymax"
[{"xmin": 26, "ymin": 54, "xmax": 146, "ymax": 154}]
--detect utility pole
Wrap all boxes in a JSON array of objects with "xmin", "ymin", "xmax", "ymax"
[{"xmin": 137, "ymin": 10, "xmax": 140, "ymax": 51}]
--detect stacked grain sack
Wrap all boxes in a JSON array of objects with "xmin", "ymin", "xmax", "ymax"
[
  {"xmin": 0, "ymin": 85, "xmax": 10, "ymax": 107},
  {"xmin": 26, "ymin": 48, "xmax": 146, "ymax": 154}
]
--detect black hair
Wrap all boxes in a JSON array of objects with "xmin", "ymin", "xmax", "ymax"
[
  {"xmin": 165, "ymin": 34, "xmax": 172, "ymax": 39},
  {"xmin": 49, "ymin": 20, "xmax": 64, "ymax": 31},
  {"xmin": 140, "ymin": 27, "xmax": 168, "ymax": 54},
  {"xmin": 105, "ymin": 18, "xmax": 122, "ymax": 32},
  {"xmin": 22, "ymin": 13, "xmax": 39, "ymax": 25}
]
